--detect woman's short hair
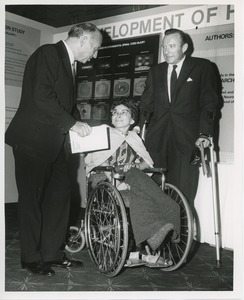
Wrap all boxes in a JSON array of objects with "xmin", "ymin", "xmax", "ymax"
[{"xmin": 111, "ymin": 98, "xmax": 139, "ymax": 124}]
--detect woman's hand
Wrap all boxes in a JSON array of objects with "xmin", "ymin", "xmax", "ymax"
[
  {"xmin": 117, "ymin": 182, "xmax": 130, "ymax": 191},
  {"xmin": 123, "ymin": 163, "xmax": 136, "ymax": 172},
  {"xmin": 121, "ymin": 161, "xmax": 150, "ymax": 172}
]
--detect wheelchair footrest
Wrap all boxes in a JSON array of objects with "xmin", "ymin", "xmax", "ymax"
[{"xmin": 124, "ymin": 259, "xmax": 146, "ymax": 268}]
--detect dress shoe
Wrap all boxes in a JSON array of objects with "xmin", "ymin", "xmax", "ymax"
[
  {"xmin": 48, "ymin": 256, "xmax": 83, "ymax": 269},
  {"xmin": 21, "ymin": 262, "xmax": 55, "ymax": 276}
]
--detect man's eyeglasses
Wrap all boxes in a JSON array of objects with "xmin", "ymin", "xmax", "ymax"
[{"xmin": 111, "ymin": 109, "xmax": 131, "ymax": 117}]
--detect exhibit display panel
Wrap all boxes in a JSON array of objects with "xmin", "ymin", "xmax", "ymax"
[{"xmin": 76, "ymin": 34, "xmax": 160, "ymax": 126}]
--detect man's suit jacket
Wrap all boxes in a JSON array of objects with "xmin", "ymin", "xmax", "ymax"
[
  {"xmin": 140, "ymin": 56, "xmax": 218, "ymax": 161},
  {"xmin": 5, "ymin": 41, "xmax": 79, "ymax": 162}
]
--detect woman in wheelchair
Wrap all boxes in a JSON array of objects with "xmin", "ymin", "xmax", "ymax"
[{"xmin": 85, "ymin": 98, "xmax": 180, "ymax": 267}]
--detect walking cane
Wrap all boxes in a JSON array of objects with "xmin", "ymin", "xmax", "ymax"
[{"xmin": 200, "ymin": 138, "xmax": 221, "ymax": 267}]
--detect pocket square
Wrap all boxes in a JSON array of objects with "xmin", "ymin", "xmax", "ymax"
[{"xmin": 187, "ymin": 77, "xmax": 193, "ymax": 82}]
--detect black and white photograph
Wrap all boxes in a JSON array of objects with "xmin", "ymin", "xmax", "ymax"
[{"xmin": 1, "ymin": 1, "xmax": 243, "ymax": 300}]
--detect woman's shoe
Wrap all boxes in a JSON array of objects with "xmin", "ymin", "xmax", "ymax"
[
  {"xmin": 124, "ymin": 259, "xmax": 146, "ymax": 268},
  {"xmin": 141, "ymin": 254, "xmax": 173, "ymax": 268},
  {"xmin": 144, "ymin": 257, "xmax": 173, "ymax": 268},
  {"xmin": 124, "ymin": 251, "xmax": 146, "ymax": 268}
]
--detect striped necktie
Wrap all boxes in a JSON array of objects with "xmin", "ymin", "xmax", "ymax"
[{"xmin": 117, "ymin": 141, "xmax": 128, "ymax": 165}]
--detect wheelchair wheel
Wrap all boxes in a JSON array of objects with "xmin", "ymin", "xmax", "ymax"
[
  {"xmin": 85, "ymin": 182, "xmax": 128, "ymax": 277},
  {"xmin": 65, "ymin": 226, "xmax": 86, "ymax": 253},
  {"xmin": 160, "ymin": 183, "xmax": 194, "ymax": 271}
]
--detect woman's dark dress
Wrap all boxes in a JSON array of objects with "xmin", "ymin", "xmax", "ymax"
[{"xmin": 107, "ymin": 142, "xmax": 180, "ymax": 245}]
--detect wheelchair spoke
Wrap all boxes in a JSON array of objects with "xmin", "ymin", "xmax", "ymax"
[
  {"xmin": 85, "ymin": 178, "xmax": 193, "ymax": 275},
  {"xmin": 159, "ymin": 183, "xmax": 194, "ymax": 271},
  {"xmin": 85, "ymin": 182, "xmax": 128, "ymax": 276}
]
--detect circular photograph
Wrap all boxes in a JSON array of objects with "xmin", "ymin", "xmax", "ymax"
[
  {"xmin": 78, "ymin": 82, "xmax": 92, "ymax": 98},
  {"xmin": 114, "ymin": 81, "xmax": 129, "ymax": 95},
  {"xmin": 96, "ymin": 81, "xmax": 110, "ymax": 97}
]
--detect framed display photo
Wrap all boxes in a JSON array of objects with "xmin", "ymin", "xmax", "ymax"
[{"xmin": 76, "ymin": 34, "xmax": 160, "ymax": 126}]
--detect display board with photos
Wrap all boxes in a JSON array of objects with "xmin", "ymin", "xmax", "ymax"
[{"xmin": 76, "ymin": 34, "xmax": 160, "ymax": 126}]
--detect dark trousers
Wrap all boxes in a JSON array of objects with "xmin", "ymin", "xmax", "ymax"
[
  {"xmin": 166, "ymin": 146, "xmax": 199, "ymax": 210},
  {"xmin": 151, "ymin": 138, "xmax": 199, "ymax": 210},
  {"xmin": 13, "ymin": 147, "xmax": 71, "ymax": 263}
]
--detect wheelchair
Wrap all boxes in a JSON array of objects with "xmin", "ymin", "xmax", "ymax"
[{"xmin": 66, "ymin": 163, "xmax": 194, "ymax": 277}]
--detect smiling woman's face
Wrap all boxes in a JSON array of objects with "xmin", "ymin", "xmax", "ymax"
[{"xmin": 111, "ymin": 104, "xmax": 135, "ymax": 131}]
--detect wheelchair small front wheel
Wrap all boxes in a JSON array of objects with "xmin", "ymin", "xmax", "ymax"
[{"xmin": 65, "ymin": 226, "xmax": 86, "ymax": 253}]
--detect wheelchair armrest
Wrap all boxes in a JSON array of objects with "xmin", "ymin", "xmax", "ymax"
[
  {"xmin": 143, "ymin": 167, "xmax": 167, "ymax": 174},
  {"xmin": 93, "ymin": 166, "xmax": 114, "ymax": 172},
  {"xmin": 93, "ymin": 166, "xmax": 167, "ymax": 174}
]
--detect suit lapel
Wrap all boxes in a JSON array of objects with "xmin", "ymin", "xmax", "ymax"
[
  {"xmin": 174, "ymin": 57, "xmax": 195, "ymax": 96},
  {"xmin": 157, "ymin": 63, "xmax": 170, "ymax": 104},
  {"xmin": 162, "ymin": 63, "xmax": 168, "ymax": 91},
  {"xmin": 157, "ymin": 63, "xmax": 168, "ymax": 89},
  {"xmin": 56, "ymin": 41, "xmax": 75, "ymax": 102},
  {"xmin": 56, "ymin": 41, "xmax": 74, "ymax": 84}
]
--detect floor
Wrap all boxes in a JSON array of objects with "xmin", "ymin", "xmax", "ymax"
[{"xmin": 4, "ymin": 203, "xmax": 234, "ymax": 297}]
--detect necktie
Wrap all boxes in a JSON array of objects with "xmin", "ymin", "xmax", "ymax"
[
  {"xmin": 170, "ymin": 64, "xmax": 177, "ymax": 102},
  {"xmin": 117, "ymin": 141, "xmax": 128, "ymax": 165}
]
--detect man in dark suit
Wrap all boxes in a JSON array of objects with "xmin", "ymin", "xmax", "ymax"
[
  {"xmin": 5, "ymin": 23, "xmax": 103, "ymax": 276},
  {"xmin": 139, "ymin": 28, "xmax": 218, "ymax": 209}
]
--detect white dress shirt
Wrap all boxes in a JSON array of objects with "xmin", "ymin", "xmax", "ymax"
[
  {"xmin": 167, "ymin": 55, "xmax": 186, "ymax": 102},
  {"xmin": 62, "ymin": 40, "xmax": 76, "ymax": 81}
]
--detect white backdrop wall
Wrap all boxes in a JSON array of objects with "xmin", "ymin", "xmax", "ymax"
[{"xmin": 5, "ymin": 12, "xmax": 55, "ymax": 203}]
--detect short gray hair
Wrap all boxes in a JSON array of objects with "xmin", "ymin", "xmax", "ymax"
[{"xmin": 68, "ymin": 23, "xmax": 101, "ymax": 38}]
